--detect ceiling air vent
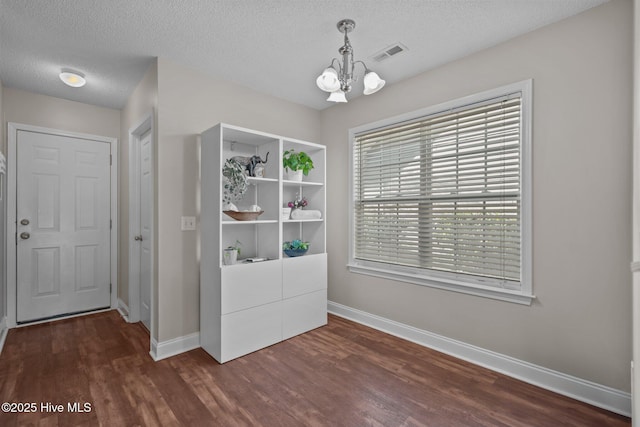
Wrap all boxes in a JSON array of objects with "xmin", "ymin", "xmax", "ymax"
[{"xmin": 371, "ymin": 43, "xmax": 408, "ymax": 63}]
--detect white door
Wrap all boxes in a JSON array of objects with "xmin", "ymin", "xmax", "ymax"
[
  {"xmin": 138, "ymin": 130, "xmax": 152, "ymax": 330},
  {"xmin": 16, "ymin": 130, "xmax": 111, "ymax": 323}
]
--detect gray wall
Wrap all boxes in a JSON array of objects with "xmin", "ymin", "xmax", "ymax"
[
  {"xmin": 321, "ymin": 0, "xmax": 633, "ymax": 391},
  {"xmin": 3, "ymin": 88, "xmax": 120, "ymax": 139}
]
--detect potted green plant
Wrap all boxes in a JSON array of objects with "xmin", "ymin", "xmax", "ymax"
[
  {"xmin": 223, "ymin": 240, "xmax": 242, "ymax": 265},
  {"xmin": 222, "ymin": 158, "xmax": 248, "ymax": 208},
  {"xmin": 282, "ymin": 239, "xmax": 309, "ymax": 257},
  {"xmin": 283, "ymin": 149, "xmax": 314, "ymax": 181}
]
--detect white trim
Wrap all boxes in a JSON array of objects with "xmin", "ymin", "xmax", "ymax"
[
  {"xmin": 0, "ymin": 316, "xmax": 8, "ymax": 355},
  {"xmin": 328, "ymin": 301, "xmax": 631, "ymax": 417},
  {"xmin": 348, "ymin": 80, "xmax": 533, "ymax": 304},
  {"xmin": 6, "ymin": 123, "xmax": 118, "ymax": 327},
  {"xmin": 110, "ymin": 130, "xmax": 119, "ymax": 312},
  {"xmin": 150, "ymin": 332, "xmax": 200, "ymax": 361},
  {"xmin": 117, "ymin": 298, "xmax": 130, "ymax": 322},
  {"xmin": 127, "ymin": 111, "xmax": 154, "ymax": 331},
  {"xmin": 634, "ymin": 0, "xmax": 640, "ymax": 421}
]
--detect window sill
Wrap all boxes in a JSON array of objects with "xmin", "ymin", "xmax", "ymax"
[{"xmin": 347, "ymin": 263, "xmax": 535, "ymax": 306}]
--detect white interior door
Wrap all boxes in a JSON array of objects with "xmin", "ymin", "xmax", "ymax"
[
  {"xmin": 16, "ymin": 130, "xmax": 111, "ymax": 323},
  {"xmin": 139, "ymin": 130, "xmax": 152, "ymax": 330}
]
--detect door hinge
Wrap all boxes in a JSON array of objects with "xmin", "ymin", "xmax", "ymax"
[
  {"xmin": 110, "ymin": 219, "xmax": 112, "ymax": 229},
  {"xmin": 110, "ymin": 154, "xmax": 112, "ymax": 165},
  {"xmin": 110, "ymin": 283, "xmax": 112, "ymax": 294}
]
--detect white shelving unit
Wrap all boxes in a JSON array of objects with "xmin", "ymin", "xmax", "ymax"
[{"xmin": 200, "ymin": 123, "xmax": 327, "ymax": 363}]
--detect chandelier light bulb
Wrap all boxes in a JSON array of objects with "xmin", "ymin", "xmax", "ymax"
[
  {"xmin": 316, "ymin": 67, "xmax": 340, "ymax": 92},
  {"xmin": 327, "ymin": 90, "xmax": 348, "ymax": 103},
  {"xmin": 363, "ymin": 71, "xmax": 385, "ymax": 95}
]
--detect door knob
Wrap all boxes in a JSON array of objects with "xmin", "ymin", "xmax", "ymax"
[
  {"xmin": 20, "ymin": 232, "xmax": 30, "ymax": 240},
  {"xmin": 20, "ymin": 219, "xmax": 29, "ymax": 225},
  {"xmin": 134, "ymin": 235, "xmax": 143, "ymax": 241}
]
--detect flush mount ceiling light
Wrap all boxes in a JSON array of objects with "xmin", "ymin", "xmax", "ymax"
[
  {"xmin": 59, "ymin": 70, "xmax": 86, "ymax": 88},
  {"xmin": 316, "ymin": 19, "xmax": 385, "ymax": 103}
]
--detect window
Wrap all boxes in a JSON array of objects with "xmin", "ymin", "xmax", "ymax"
[{"xmin": 349, "ymin": 81, "xmax": 532, "ymax": 304}]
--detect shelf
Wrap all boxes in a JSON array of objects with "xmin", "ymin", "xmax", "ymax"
[
  {"xmin": 222, "ymin": 220, "xmax": 278, "ymax": 225},
  {"xmin": 282, "ymin": 180, "xmax": 323, "ymax": 187},
  {"xmin": 202, "ymin": 123, "xmax": 326, "ymax": 363},
  {"xmin": 247, "ymin": 177, "xmax": 278, "ymax": 184},
  {"xmin": 282, "ymin": 252, "xmax": 326, "ymax": 259},
  {"xmin": 221, "ymin": 258, "xmax": 279, "ymax": 268}
]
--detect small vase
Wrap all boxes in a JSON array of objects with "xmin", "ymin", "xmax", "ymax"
[
  {"xmin": 253, "ymin": 164, "xmax": 265, "ymax": 177},
  {"xmin": 223, "ymin": 248, "xmax": 238, "ymax": 265},
  {"xmin": 287, "ymin": 170, "xmax": 303, "ymax": 182},
  {"xmin": 283, "ymin": 247, "xmax": 308, "ymax": 257}
]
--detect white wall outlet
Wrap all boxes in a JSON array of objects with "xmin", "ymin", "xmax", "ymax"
[{"xmin": 181, "ymin": 216, "xmax": 196, "ymax": 231}]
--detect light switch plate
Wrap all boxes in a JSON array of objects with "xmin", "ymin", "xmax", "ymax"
[{"xmin": 181, "ymin": 216, "xmax": 196, "ymax": 231}]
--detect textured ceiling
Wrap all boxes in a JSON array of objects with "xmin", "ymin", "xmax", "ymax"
[{"xmin": 0, "ymin": 0, "xmax": 608, "ymax": 111}]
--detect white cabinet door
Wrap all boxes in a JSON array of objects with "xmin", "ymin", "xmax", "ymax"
[
  {"xmin": 283, "ymin": 253, "xmax": 327, "ymax": 299},
  {"xmin": 220, "ymin": 301, "xmax": 282, "ymax": 362},
  {"xmin": 283, "ymin": 290, "xmax": 327, "ymax": 340},
  {"xmin": 221, "ymin": 261, "xmax": 282, "ymax": 314},
  {"xmin": 16, "ymin": 130, "xmax": 111, "ymax": 322}
]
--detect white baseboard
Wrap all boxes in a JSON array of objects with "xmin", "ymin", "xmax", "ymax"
[
  {"xmin": 150, "ymin": 332, "xmax": 200, "ymax": 361},
  {"xmin": 0, "ymin": 316, "xmax": 7, "ymax": 356},
  {"xmin": 328, "ymin": 301, "xmax": 631, "ymax": 417},
  {"xmin": 117, "ymin": 299, "xmax": 130, "ymax": 322}
]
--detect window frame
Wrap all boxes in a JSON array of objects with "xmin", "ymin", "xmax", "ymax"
[{"xmin": 348, "ymin": 80, "xmax": 533, "ymax": 305}]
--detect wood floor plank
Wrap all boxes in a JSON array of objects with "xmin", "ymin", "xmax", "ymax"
[{"xmin": 0, "ymin": 310, "xmax": 630, "ymax": 426}]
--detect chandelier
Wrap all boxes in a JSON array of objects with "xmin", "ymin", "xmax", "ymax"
[{"xmin": 316, "ymin": 19, "xmax": 385, "ymax": 103}]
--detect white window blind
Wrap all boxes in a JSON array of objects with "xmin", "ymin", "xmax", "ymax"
[{"xmin": 352, "ymin": 92, "xmax": 524, "ymax": 291}]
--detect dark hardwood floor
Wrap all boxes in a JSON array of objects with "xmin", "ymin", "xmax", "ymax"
[{"xmin": 0, "ymin": 310, "xmax": 630, "ymax": 426}]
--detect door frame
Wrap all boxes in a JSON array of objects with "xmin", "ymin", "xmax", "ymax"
[
  {"xmin": 127, "ymin": 112, "xmax": 154, "ymax": 333},
  {"xmin": 633, "ymin": 0, "xmax": 640, "ymax": 421},
  {"xmin": 6, "ymin": 123, "xmax": 118, "ymax": 327}
]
